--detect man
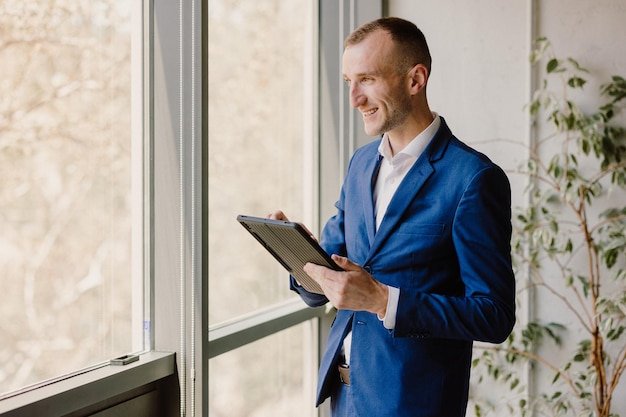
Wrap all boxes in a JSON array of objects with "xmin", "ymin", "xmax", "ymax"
[{"xmin": 271, "ymin": 17, "xmax": 515, "ymax": 416}]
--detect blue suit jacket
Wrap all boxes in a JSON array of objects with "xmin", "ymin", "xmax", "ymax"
[{"xmin": 291, "ymin": 119, "xmax": 516, "ymax": 416}]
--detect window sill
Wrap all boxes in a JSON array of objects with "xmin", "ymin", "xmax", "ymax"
[
  {"xmin": 0, "ymin": 351, "xmax": 176, "ymax": 417},
  {"xmin": 209, "ymin": 298, "xmax": 327, "ymax": 358}
]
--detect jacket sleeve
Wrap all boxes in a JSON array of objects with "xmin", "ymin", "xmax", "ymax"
[{"xmin": 289, "ymin": 275, "xmax": 328, "ymax": 307}]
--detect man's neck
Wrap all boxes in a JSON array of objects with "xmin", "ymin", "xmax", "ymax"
[{"xmin": 387, "ymin": 111, "xmax": 435, "ymax": 156}]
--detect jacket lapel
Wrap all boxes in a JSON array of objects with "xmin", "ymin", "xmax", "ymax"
[
  {"xmin": 360, "ymin": 152, "xmax": 382, "ymax": 247},
  {"xmin": 366, "ymin": 158, "xmax": 434, "ymax": 258},
  {"xmin": 365, "ymin": 120, "xmax": 452, "ymax": 260}
]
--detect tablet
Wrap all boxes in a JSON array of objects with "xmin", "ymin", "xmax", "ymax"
[{"xmin": 237, "ymin": 215, "xmax": 342, "ymax": 295}]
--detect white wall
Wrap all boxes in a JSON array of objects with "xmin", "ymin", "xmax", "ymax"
[
  {"xmin": 389, "ymin": 0, "xmax": 626, "ymax": 415},
  {"xmin": 390, "ymin": 0, "xmax": 531, "ymax": 206}
]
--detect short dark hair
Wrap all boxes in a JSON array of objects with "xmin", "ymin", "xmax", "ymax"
[{"xmin": 344, "ymin": 17, "xmax": 432, "ymax": 75}]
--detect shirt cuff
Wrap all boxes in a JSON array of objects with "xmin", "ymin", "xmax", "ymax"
[{"xmin": 377, "ymin": 285, "xmax": 399, "ymax": 329}]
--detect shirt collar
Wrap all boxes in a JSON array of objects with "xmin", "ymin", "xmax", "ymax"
[{"xmin": 378, "ymin": 112, "xmax": 441, "ymax": 161}]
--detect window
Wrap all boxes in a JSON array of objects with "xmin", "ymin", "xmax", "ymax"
[
  {"xmin": 207, "ymin": 0, "xmax": 319, "ymax": 415},
  {"xmin": 207, "ymin": 0, "xmax": 316, "ymax": 325},
  {"xmin": 0, "ymin": 0, "xmax": 381, "ymax": 414},
  {"xmin": 209, "ymin": 321, "xmax": 316, "ymax": 417},
  {"xmin": 0, "ymin": 0, "xmax": 145, "ymax": 396}
]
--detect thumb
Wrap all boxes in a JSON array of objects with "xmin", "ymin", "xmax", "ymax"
[{"xmin": 331, "ymin": 254, "xmax": 360, "ymax": 271}]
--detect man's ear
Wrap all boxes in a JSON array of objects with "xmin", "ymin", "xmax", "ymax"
[{"xmin": 409, "ymin": 63, "xmax": 428, "ymax": 95}]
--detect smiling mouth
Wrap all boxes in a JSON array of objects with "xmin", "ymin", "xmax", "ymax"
[{"xmin": 362, "ymin": 108, "xmax": 378, "ymax": 117}]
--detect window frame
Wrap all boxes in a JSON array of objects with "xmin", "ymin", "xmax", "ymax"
[{"xmin": 0, "ymin": 1, "xmax": 383, "ymax": 416}]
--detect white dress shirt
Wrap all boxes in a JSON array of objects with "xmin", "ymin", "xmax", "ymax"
[{"xmin": 342, "ymin": 113, "xmax": 441, "ymax": 364}]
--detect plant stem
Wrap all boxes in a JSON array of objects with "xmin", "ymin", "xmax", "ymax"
[{"xmin": 576, "ymin": 185, "xmax": 609, "ymax": 416}]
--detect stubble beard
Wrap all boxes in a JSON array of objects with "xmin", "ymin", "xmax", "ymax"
[{"xmin": 367, "ymin": 93, "xmax": 412, "ymax": 137}]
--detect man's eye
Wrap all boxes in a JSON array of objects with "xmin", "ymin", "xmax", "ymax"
[{"xmin": 344, "ymin": 79, "xmax": 351, "ymax": 86}]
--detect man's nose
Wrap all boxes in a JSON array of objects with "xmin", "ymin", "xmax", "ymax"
[{"xmin": 349, "ymin": 84, "xmax": 365, "ymax": 108}]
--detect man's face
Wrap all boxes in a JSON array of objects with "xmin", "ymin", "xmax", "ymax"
[{"xmin": 342, "ymin": 30, "xmax": 412, "ymax": 137}]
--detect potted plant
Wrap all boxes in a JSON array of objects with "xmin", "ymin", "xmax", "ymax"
[{"xmin": 471, "ymin": 38, "xmax": 626, "ymax": 417}]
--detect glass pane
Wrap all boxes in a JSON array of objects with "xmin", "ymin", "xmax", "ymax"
[
  {"xmin": 0, "ymin": 1, "xmax": 142, "ymax": 395},
  {"xmin": 208, "ymin": 321, "xmax": 316, "ymax": 417},
  {"xmin": 208, "ymin": 0, "xmax": 314, "ymax": 324}
]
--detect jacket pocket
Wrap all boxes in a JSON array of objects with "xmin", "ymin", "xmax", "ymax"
[{"xmin": 396, "ymin": 222, "xmax": 445, "ymax": 236}]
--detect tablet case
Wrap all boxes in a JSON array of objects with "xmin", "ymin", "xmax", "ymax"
[{"xmin": 237, "ymin": 215, "xmax": 342, "ymax": 295}]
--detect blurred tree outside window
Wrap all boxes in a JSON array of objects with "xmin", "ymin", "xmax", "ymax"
[
  {"xmin": 208, "ymin": 0, "xmax": 313, "ymax": 324},
  {"xmin": 0, "ymin": 1, "xmax": 143, "ymax": 395},
  {"xmin": 207, "ymin": 0, "xmax": 316, "ymax": 415}
]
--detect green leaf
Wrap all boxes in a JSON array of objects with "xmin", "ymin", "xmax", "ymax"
[
  {"xmin": 530, "ymin": 99, "xmax": 541, "ymax": 115},
  {"xmin": 565, "ymin": 112, "xmax": 576, "ymax": 129},
  {"xmin": 568, "ymin": 76, "xmax": 586, "ymax": 88},
  {"xmin": 607, "ymin": 326, "xmax": 624, "ymax": 341},
  {"xmin": 567, "ymin": 57, "xmax": 589, "ymax": 73},
  {"xmin": 564, "ymin": 239, "xmax": 573, "ymax": 252},
  {"xmin": 581, "ymin": 139, "xmax": 591, "ymax": 154},
  {"xmin": 605, "ymin": 248, "xmax": 619, "ymax": 268},
  {"xmin": 511, "ymin": 378, "xmax": 520, "ymax": 390},
  {"xmin": 550, "ymin": 220, "xmax": 559, "ymax": 233},
  {"xmin": 547, "ymin": 58, "xmax": 559, "ymax": 73}
]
